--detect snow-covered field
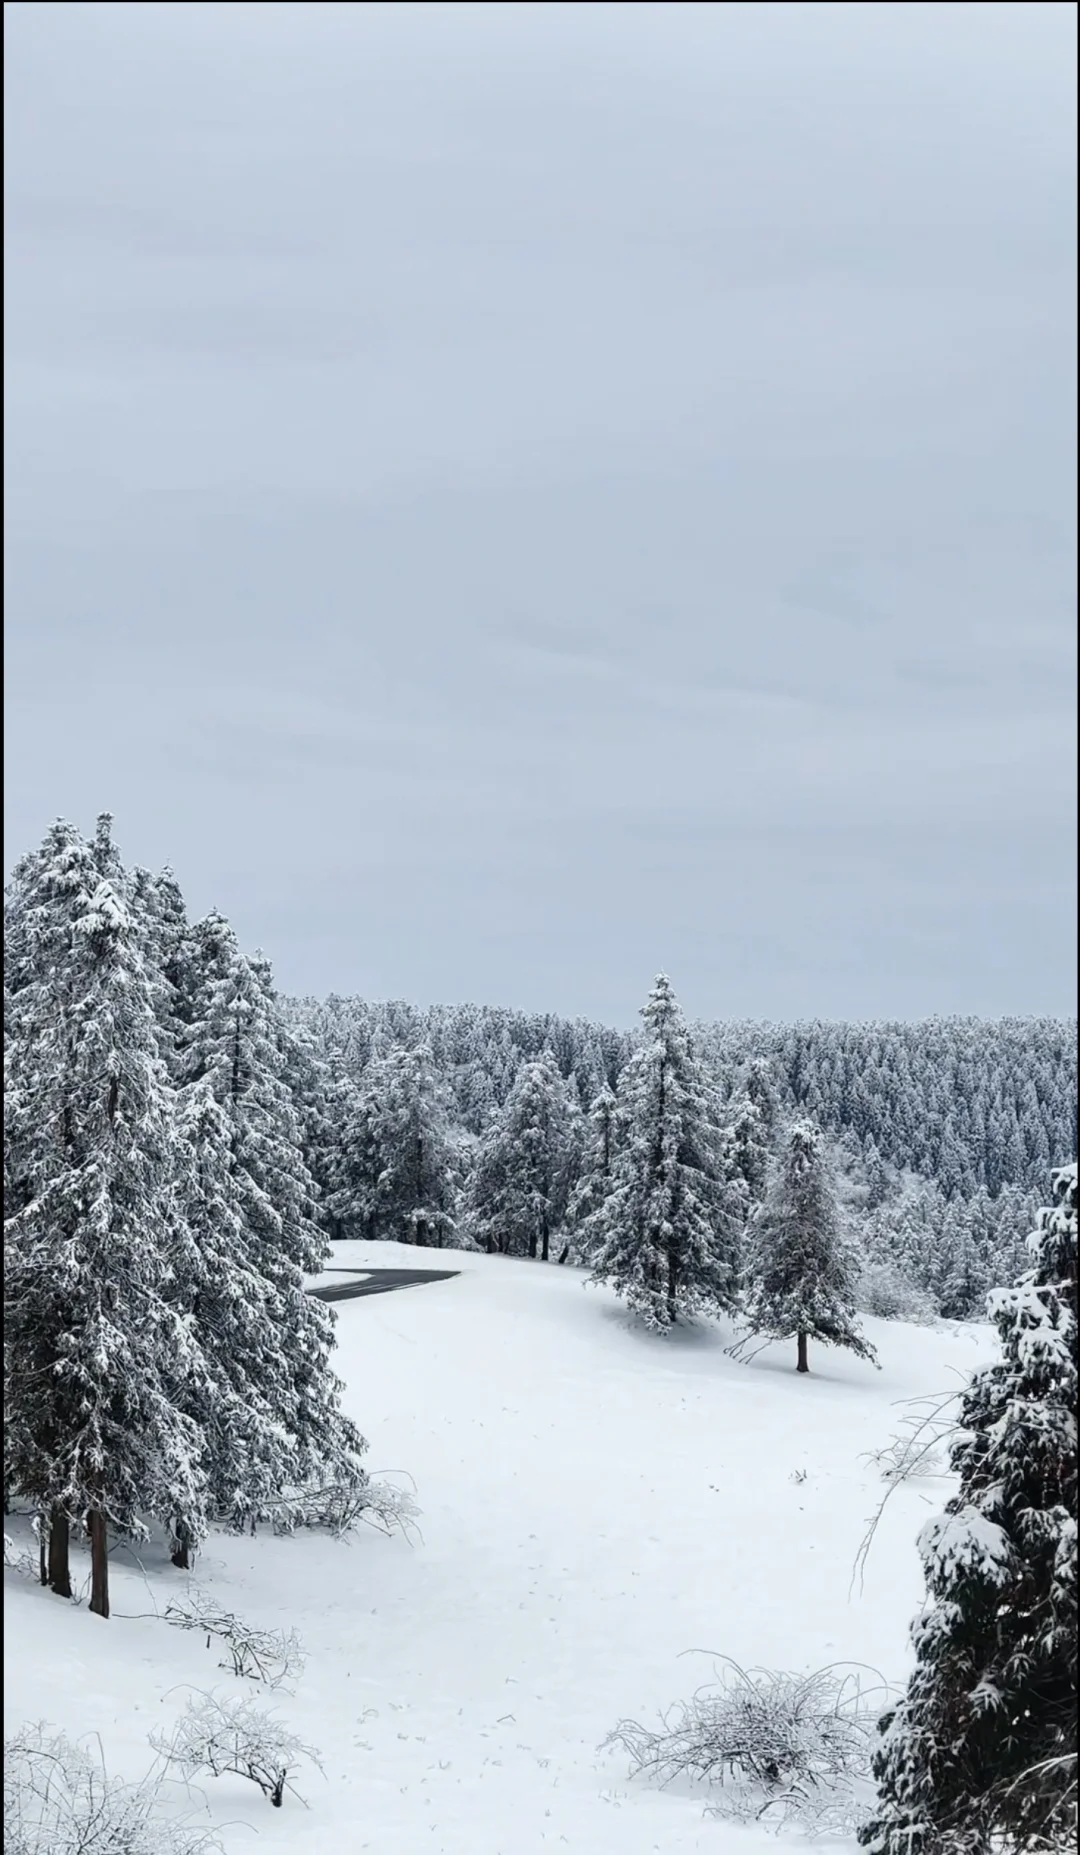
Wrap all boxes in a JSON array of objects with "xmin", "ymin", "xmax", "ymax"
[{"xmin": 4, "ymin": 1241, "xmax": 995, "ymax": 1853}]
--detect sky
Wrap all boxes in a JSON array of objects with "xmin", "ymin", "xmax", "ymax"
[{"xmin": 4, "ymin": 0, "xmax": 1077, "ymax": 1026}]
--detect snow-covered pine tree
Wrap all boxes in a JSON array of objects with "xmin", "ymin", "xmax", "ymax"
[
  {"xmin": 278, "ymin": 1018, "xmax": 340, "ymax": 1240},
  {"xmin": 743, "ymin": 1119, "xmax": 877, "ymax": 1373},
  {"xmin": 587, "ymin": 976, "xmax": 742, "ymax": 1333},
  {"xmin": 181, "ymin": 912, "xmax": 367, "ymax": 1524},
  {"xmin": 727, "ymin": 1088, "xmax": 772, "ymax": 1208},
  {"xmin": 169, "ymin": 1078, "xmax": 314, "ymax": 1552},
  {"xmin": 130, "ymin": 864, "xmax": 198, "ymax": 1065},
  {"xmin": 860, "ymin": 1160, "xmax": 1077, "ymax": 1854},
  {"xmin": 931, "ymin": 1199, "xmax": 993, "ymax": 1323},
  {"xmin": 337, "ymin": 1042, "xmax": 460, "ymax": 1247},
  {"xmin": 564, "ymin": 1084, "xmax": 619, "ymax": 1264},
  {"xmin": 467, "ymin": 1049, "xmax": 573, "ymax": 1260},
  {"xmin": 558, "ymin": 1073, "xmax": 586, "ymax": 1255},
  {"xmin": 4, "ymin": 820, "xmax": 207, "ymax": 1615}
]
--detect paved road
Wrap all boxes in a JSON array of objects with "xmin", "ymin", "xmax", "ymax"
[{"xmin": 308, "ymin": 1267, "xmax": 461, "ymax": 1305}]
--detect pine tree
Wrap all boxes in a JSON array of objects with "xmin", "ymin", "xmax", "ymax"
[
  {"xmin": 564, "ymin": 1084, "xmax": 619, "ymax": 1263},
  {"xmin": 860, "ymin": 1162, "xmax": 1077, "ymax": 1854},
  {"xmin": 467, "ymin": 1049, "xmax": 573, "ymax": 1260},
  {"xmin": 587, "ymin": 976, "xmax": 741, "ymax": 1333},
  {"xmin": 337, "ymin": 1043, "xmax": 459, "ymax": 1247},
  {"xmin": 728, "ymin": 1090, "xmax": 772, "ymax": 1207},
  {"xmin": 4, "ymin": 820, "xmax": 207, "ymax": 1615},
  {"xmin": 743, "ymin": 1120, "xmax": 877, "ymax": 1373},
  {"xmin": 169, "ymin": 1080, "xmax": 312, "ymax": 1548},
  {"xmin": 933, "ymin": 1201, "xmax": 993, "ymax": 1322},
  {"xmin": 131, "ymin": 865, "xmax": 198, "ymax": 1064},
  {"xmin": 181, "ymin": 912, "xmax": 367, "ymax": 1522}
]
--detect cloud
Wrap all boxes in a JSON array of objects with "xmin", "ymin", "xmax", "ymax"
[{"xmin": 3, "ymin": 0, "xmax": 1075, "ymax": 1020}]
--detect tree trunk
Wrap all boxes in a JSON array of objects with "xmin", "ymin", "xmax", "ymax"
[
  {"xmin": 88, "ymin": 1510, "xmax": 110, "ymax": 1618},
  {"xmin": 38, "ymin": 1519, "xmax": 48, "ymax": 1587},
  {"xmin": 557, "ymin": 1242, "xmax": 570, "ymax": 1265},
  {"xmin": 47, "ymin": 1509, "xmax": 72, "ymax": 1598},
  {"xmin": 541, "ymin": 1222, "xmax": 550, "ymax": 1263},
  {"xmin": 667, "ymin": 1243, "xmax": 679, "ymax": 1324},
  {"xmin": 797, "ymin": 1330, "xmax": 809, "ymax": 1374},
  {"xmin": 171, "ymin": 1522, "xmax": 190, "ymax": 1570}
]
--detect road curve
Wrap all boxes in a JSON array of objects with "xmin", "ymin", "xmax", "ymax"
[{"xmin": 307, "ymin": 1267, "xmax": 461, "ymax": 1304}]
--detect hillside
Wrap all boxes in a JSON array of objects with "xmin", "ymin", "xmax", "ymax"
[{"xmin": 4, "ymin": 1243, "xmax": 997, "ymax": 1854}]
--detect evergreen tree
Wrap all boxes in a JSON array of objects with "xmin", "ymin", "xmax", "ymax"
[
  {"xmin": 588, "ymin": 976, "xmax": 741, "ymax": 1332},
  {"xmin": 4, "ymin": 820, "xmax": 206, "ymax": 1615},
  {"xmin": 860, "ymin": 1162, "xmax": 1077, "ymax": 1854},
  {"xmin": 169, "ymin": 1079, "xmax": 315, "ymax": 1548},
  {"xmin": 564, "ymin": 1084, "xmax": 619, "ymax": 1263},
  {"xmin": 933, "ymin": 1200, "xmax": 993, "ymax": 1323},
  {"xmin": 743, "ymin": 1120, "xmax": 877, "ymax": 1373},
  {"xmin": 728, "ymin": 1090, "xmax": 771, "ymax": 1207},
  {"xmin": 278, "ymin": 1019, "xmax": 340, "ymax": 1239},
  {"xmin": 131, "ymin": 865, "xmax": 198, "ymax": 1064},
  {"xmin": 181, "ymin": 912, "xmax": 367, "ymax": 1520},
  {"xmin": 467, "ymin": 1049, "xmax": 573, "ymax": 1260},
  {"xmin": 337, "ymin": 1042, "xmax": 459, "ymax": 1247}
]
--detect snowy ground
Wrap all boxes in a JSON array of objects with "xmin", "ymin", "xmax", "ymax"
[{"xmin": 4, "ymin": 1241, "xmax": 995, "ymax": 1853}]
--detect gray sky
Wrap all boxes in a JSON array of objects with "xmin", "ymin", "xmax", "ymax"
[{"xmin": 5, "ymin": 1, "xmax": 1077, "ymax": 1024}]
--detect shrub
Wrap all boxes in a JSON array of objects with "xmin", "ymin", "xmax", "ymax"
[
  {"xmin": 164, "ymin": 1593, "xmax": 306, "ymax": 1690},
  {"xmin": 605, "ymin": 1656, "xmax": 892, "ymax": 1834},
  {"xmin": 4, "ymin": 1724, "xmax": 220, "ymax": 1855},
  {"xmin": 151, "ymin": 1690, "xmax": 322, "ymax": 1809}
]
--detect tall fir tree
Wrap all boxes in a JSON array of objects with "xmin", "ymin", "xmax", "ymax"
[
  {"xmin": 860, "ymin": 1162, "xmax": 1077, "ymax": 1855},
  {"xmin": 588, "ymin": 976, "xmax": 742, "ymax": 1333},
  {"xmin": 180, "ymin": 911, "xmax": 367, "ymax": 1519},
  {"xmin": 564, "ymin": 1084, "xmax": 619, "ymax": 1264},
  {"xmin": 728, "ymin": 1089, "xmax": 772, "ymax": 1207},
  {"xmin": 743, "ymin": 1119, "xmax": 877, "ymax": 1373},
  {"xmin": 169, "ymin": 1078, "xmax": 314, "ymax": 1548},
  {"xmin": 467, "ymin": 1049, "xmax": 573, "ymax": 1260},
  {"xmin": 4, "ymin": 820, "xmax": 207, "ymax": 1615}
]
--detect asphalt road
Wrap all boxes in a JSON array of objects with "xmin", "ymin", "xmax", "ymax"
[{"xmin": 307, "ymin": 1267, "xmax": 461, "ymax": 1304}]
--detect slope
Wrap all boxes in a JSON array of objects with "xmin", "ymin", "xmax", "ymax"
[{"xmin": 3, "ymin": 1240, "xmax": 996, "ymax": 1853}]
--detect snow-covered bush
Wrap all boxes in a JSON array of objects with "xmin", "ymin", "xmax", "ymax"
[
  {"xmin": 245, "ymin": 1468, "xmax": 419, "ymax": 1540},
  {"xmin": 151, "ymin": 1691, "xmax": 323, "ymax": 1809},
  {"xmin": 866, "ymin": 1396, "xmax": 957, "ymax": 1485},
  {"xmin": 3, "ymin": 1532, "xmax": 39, "ymax": 1580},
  {"xmin": 164, "ymin": 1593, "xmax": 306, "ymax": 1689},
  {"xmin": 605, "ymin": 1656, "xmax": 890, "ymax": 1834},
  {"xmin": 4, "ymin": 1724, "xmax": 220, "ymax": 1855},
  {"xmin": 857, "ymin": 1259, "xmax": 938, "ymax": 1326}
]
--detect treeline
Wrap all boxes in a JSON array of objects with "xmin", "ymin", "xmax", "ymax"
[
  {"xmin": 284, "ymin": 995, "xmax": 1076, "ymax": 1202},
  {"xmin": 284, "ymin": 992, "xmax": 1075, "ymax": 1321},
  {"xmin": 3, "ymin": 818, "xmax": 369, "ymax": 1618}
]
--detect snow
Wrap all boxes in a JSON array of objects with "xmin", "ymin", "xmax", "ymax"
[
  {"xmin": 3, "ymin": 1239, "xmax": 997, "ymax": 1854},
  {"xmin": 304, "ymin": 1267, "xmax": 372, "ymax": 1292},
  {"xmin": 917, "ymin": 1507, "xmax": 1012, "ymax": 1585}
]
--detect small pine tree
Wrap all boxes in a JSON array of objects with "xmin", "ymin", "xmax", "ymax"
[
  {"xmin": 860, "ymin": 1162, "xmax": 1077, "ymax": 1855},
  {"xmin": 587, "ymin": 976, "xmax": 741, "ymax": 1332},
  {"xmin": 743, "ymin": 1120, "xmax": 877, "ymax": 1373}
]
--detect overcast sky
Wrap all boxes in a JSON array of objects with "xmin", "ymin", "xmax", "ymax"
[{"xmin": 4, "ymin": 1, "xmax": 1076, "ymax": 1024}]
